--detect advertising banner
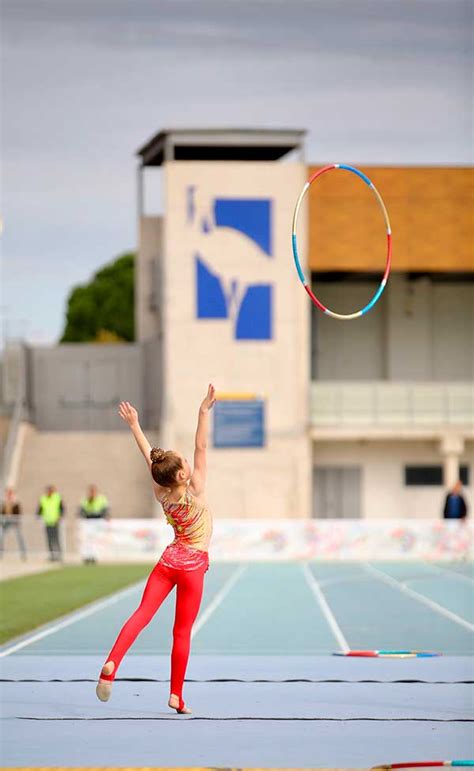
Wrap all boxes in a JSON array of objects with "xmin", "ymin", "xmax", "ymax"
[{"xmin": 79, "ymin": 518, "xmax": 473, "ymax": 562}]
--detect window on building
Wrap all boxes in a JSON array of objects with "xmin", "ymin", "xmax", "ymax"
[
  {"xmin": 313, "ymin": 467, "xmax": 362, "ymax": 518},
  {"xmin": 404, "ymin": 465, "xmax": 470, "ymax": 486}
]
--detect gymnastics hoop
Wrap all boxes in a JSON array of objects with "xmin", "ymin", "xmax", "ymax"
[{"xmin": 292, "ymin": 164, "xmax": 392, "ymax": 320}]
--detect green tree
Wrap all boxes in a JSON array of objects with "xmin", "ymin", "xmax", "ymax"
[{"xmin": 61, "ymin": 253, "xmax": 135, "ymax": 343}]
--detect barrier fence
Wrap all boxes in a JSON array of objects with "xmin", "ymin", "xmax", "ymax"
[{"xmin": 79, "ymin": 518, "xmax": 472, "ymax": 562}]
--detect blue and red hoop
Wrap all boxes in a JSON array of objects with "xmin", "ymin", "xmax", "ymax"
[{"xmin": 292, "ymin": 164, "xmax": 392, "ymax": 320}]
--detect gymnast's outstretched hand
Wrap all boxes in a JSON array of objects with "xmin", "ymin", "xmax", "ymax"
[
  {"xmin": 200, "ymin": 383, "xmax": 216, "ymax": 412},
  {"xmin": 118, "ymin": 400, "xmax": 139, "ymax": 427}
]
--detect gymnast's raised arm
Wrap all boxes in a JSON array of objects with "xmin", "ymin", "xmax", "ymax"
[
  {"xmin": 118, "ymin": 401, "xmax": 165, "ymax": 497},
  {"xmin": 189, "ymin": 384, "xmax": 216, "ymax": 497}
]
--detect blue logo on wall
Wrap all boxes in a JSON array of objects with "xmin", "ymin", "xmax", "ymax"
[{"xmin": 188, "ymin": 187, "xmax": 273, "ymax": 340}]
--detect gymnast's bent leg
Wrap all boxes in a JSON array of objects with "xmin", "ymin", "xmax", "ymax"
[
  {"xmin": 169, "ymin": 564, "xmax": 207, "ymax": 713},
  {"xmin": 96, "ymin": 562, "xmax": 175, "ymax": 701}
]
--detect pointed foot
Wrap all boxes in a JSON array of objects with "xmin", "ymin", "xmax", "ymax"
[
  {"xmin": 168, "ymin": 693, "xmax": 192, "ymax": 714},
  {"xmin": 96, "ymin": 661, "xmax": 115, "ymax": 702}
]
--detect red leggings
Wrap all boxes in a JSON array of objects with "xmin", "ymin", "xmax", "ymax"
[{"xmin": 100, "ymin": 561, "xmax": 206, "ymax": 705}]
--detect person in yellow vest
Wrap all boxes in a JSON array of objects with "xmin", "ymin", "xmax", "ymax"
[
  {"xmin": 79, "ymin": 485, "xmax": 109, "ymax": 564},
  {"xmin": 79, "ymin": 485, "xmax": 109, "ymax": 520},
  {"xmin": 36, "ymin": 485, "xmax": 65, "ymax": 562}
]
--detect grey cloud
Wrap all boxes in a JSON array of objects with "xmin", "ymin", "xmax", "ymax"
[{"xmin": 2, "ymin": 0, "xmax": 471, "ymax": 58}]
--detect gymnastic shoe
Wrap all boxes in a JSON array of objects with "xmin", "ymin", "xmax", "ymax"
[
  {"xmin": 96, "ymin": 661, "xmax": 114, "ymax": 702},
  {"xmin": 169, "ymin": 693, "xmax": 192, "ymax": 714}
]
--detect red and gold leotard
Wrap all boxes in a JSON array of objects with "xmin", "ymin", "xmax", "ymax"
[{"xmin": 159, "ymin": 487, "xmax": 212, "ymax": 571}]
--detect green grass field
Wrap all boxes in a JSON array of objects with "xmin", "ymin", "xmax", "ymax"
[{"xmin": 0, "ymin": 563, "xmax": 153, "ymax": 644}]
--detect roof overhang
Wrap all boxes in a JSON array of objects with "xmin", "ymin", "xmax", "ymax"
[{"xmin": 137, "ymin": 128, "xmax": 306, "ymax": 166}]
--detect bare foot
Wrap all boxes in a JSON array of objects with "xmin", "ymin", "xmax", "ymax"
[
  {"xmin": 168, "ymin": 693, "xmax": 192, "ymax": 714},
  {"xmin": 96, "ymin": 661, "xmax": 115, "ymax": 702}
]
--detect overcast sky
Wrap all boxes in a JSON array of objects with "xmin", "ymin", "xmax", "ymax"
[{"xmin": 1, "ymin": 0, "xmax": 472, "ymax": 345}]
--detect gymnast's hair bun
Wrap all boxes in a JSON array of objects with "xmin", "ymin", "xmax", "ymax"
[{"xmin": 150, "ymin": 447, "xmax": 166, "ymax": 464}]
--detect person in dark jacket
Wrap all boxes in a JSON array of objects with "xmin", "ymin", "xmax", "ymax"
[
  {"xmin": 0, "ymin": 487, "xmax": 27, "ymax": 559},
  {"xmin": 443, "ymin": 480, "xmax": 468, "ymax": 520}
]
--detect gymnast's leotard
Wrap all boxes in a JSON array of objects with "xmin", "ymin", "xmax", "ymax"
[{"xmin": 159, "ymin": 486, "xmax": 213, "ymax": 571}]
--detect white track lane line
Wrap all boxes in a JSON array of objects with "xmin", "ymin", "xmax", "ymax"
[
  {"xmin": 363, "ymin": 562, "xmax": 474, "ymax": 632},
  {"xmin": 426, "ymin": 563, "xmax": 474, "ymax": 585},
  {"xmin": 0, "ymin": 580, "xmax": 145, "ymax": 658},
  {"xmin": 1, "ymin": 565, "xmax": 247, "ymax": 658},
  {"xmin": 302, "ymin": 563, "xmax": 350, "ymax": 653},
  {"xmin": 191, "ymin": 564, "xmax": 247, "ymax": 640}
]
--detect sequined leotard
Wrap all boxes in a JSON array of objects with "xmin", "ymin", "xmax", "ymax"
[{"xmin": 159, "ymin": 487, "xmax": 212, "ymax": 571}]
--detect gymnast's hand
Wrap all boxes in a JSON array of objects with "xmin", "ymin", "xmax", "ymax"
[
  {"xmin": 199, "ymin": 383, "xmax": 216, "ymax": 413},
  {"xmin": 118, "ymin": 401, "xmax": 139, "ymax": 427}
]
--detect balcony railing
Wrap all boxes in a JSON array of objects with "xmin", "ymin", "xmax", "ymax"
[{"xmin": 311, "ymin": 382, "xmax": 474, "ymax": 427}]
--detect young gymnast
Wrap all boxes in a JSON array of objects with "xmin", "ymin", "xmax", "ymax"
[{"xmin": 96, "ymin": 384, "xmax": 216, "ymax": 714}]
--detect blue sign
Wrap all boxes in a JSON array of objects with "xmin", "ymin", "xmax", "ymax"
[
  {"xmin": 213, "ymin": 400, "xmax": 265, "ymax": 448},
  {"xmin": 187, "ymin": 186, "xmax": 274, "ymax": 341}
]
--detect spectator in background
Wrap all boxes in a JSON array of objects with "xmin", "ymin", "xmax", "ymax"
[
  {"xmin": 443, "ymin": 480, "xmax": 468, "ymax": 520},
  {"xmin": 37, "ymin": 485, "xmax": 65, "ymax": 561},
  {"xmin": 79, "ymin": 485, "xmax": 109, "ymax": 520},
  {"xmin": 79, "ymin": 485, "xmax": 109, "ymax": 564},
  {"xmin": 0, "ymin": 487, "xmax": 27, "ymax": 560}
]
